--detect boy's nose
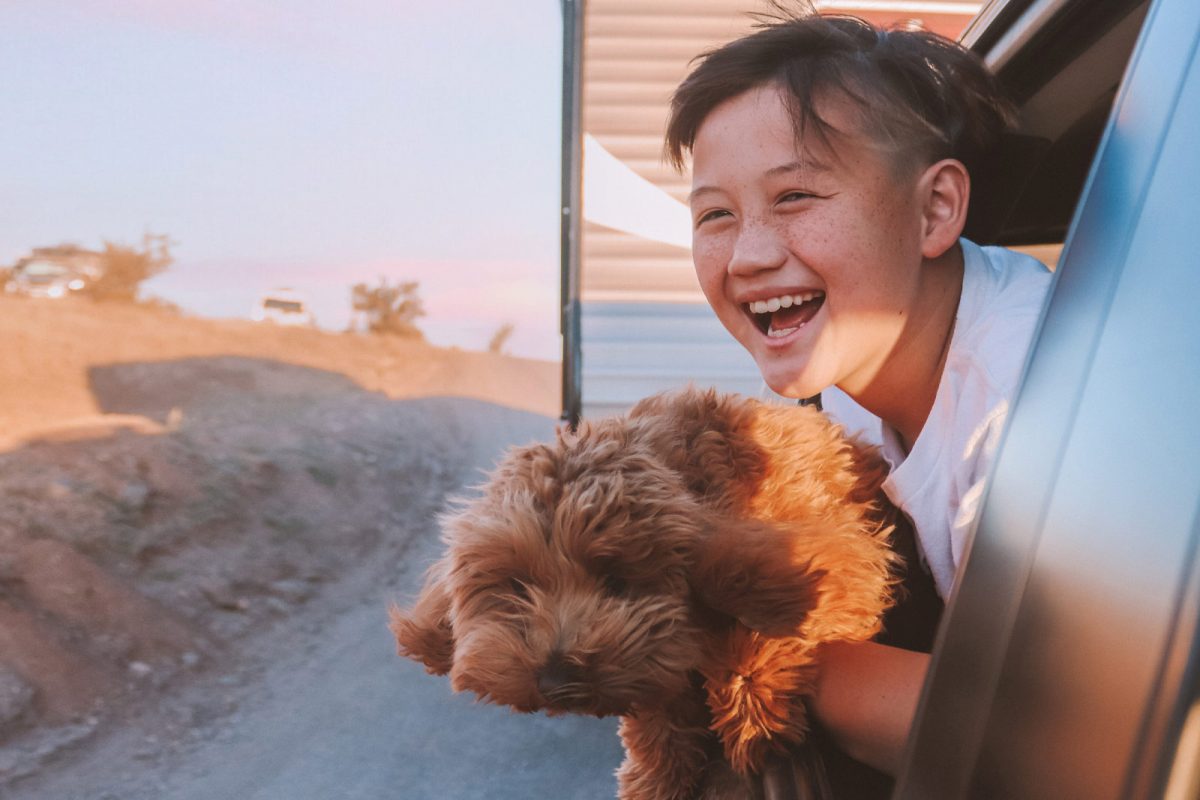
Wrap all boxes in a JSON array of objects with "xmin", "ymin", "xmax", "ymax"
[{"xmin": 727, "ymin": 222, "xmax": 786, "ymax": 276}]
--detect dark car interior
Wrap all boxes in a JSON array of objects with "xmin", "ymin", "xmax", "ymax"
[{"xmin": 964, "ymin": 0, "xmax": 1150, "ymax": 248}]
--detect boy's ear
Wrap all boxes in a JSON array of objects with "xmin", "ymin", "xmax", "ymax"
[
  {"xmin": 919, "ymin": 158, "xmax": 970, "ymax": 259},
  {"xmin": 389, "ymin": 558, "xmax": 455, "ymax": 675}
]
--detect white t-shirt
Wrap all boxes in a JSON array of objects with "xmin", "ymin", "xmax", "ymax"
[{"xmin": 824, "ymin": 239, "xmax": 1053, "ymax": 598}]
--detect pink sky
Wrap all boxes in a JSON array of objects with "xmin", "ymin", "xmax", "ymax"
[{"xmin": 0, "ymin": 1, "xmax": 564, "ymax": 360}]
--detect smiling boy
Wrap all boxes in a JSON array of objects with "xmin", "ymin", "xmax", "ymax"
[{"xmin": 665, "ymin": 10, "xmax": 1053, "ymax": 781}]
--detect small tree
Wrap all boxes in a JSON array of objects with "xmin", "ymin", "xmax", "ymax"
[
  {"xmin": 351, "ymin": 278, "xmax": 425, "ymax": 339},
  {"xmin": 86, "ymin": 233, "xmax": 174, "ymax": 303},
  {"xmin": 487, "ymin": 322, "xmax": 515, "ymax": 355}
]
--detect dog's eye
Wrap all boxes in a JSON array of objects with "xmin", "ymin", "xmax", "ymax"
[
  {"xmin": 507, "ymin": 578, "xmax": 531, "ymax": 601},
  {"xmin": 601, "ymin": 574, "xmax": 629, "ymax": 598}
]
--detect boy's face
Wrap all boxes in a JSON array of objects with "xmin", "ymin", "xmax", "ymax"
[{"xmin": 689, "ymin": 85, "xmax": 930, "ymax": 400}]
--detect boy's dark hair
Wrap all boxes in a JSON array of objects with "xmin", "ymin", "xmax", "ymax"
[{"xmin": 665, "ymin": 10, "xmax": 1016, "ymax": 178}]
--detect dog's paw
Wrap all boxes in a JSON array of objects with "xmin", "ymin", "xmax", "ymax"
[
  {"xmin": 617, "ymin": 707, "xmax": 712, "ymax": 800},
  {"xmin": 703, "ymin": 629, "xmax": 818, "ymax": 775},
  {"xmin": 389, "ymin": 603, "xmax": 454, "ymax": 675},
  {"xmin": 389, "ymin": 557, "xmax": 456, "ymax": 675}
]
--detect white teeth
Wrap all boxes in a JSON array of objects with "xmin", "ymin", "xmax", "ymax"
[
  {"xmin": 749, "ymin": 291, "xmax": 823, "ymax": 315},
  {"xmin": 768, "ymin": 326, "xmax": 799, "ymax": 338}
]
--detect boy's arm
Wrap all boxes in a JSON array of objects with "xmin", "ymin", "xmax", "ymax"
[{"xmin": 810, "ymin": 640, "xmax": 930, "ymax": 776}]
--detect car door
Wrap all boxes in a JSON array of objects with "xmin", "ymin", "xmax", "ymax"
[{"xmin": 896, "ymin": 0, "xmax": 1200, "ymax": 797}]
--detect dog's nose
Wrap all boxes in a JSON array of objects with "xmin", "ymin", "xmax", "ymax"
[{"xmin": 536, "ymin": 652, "xmax": 579, "ymax": 697}]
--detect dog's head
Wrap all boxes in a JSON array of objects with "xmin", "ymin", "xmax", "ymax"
[{"xmin": 390, "ymin": 408, "xmax": 829, "ymax": 717}]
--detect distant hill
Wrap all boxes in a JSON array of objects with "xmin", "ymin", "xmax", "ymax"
[{"xmin": 0, "ymin": 295, "xmax": 560, "ymax": 446}]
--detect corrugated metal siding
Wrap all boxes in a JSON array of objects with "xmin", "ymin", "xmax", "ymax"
[
  {"xmin": 581, "ymin": 300, "xmax": 765, "ymax": 419},
  {"xmin": 582, "ymin": 0, "xmax": 754, "ymax": 308},
  {"xmin": 578, "ymin": 0, "xmax": 978, "ymax": 419}
]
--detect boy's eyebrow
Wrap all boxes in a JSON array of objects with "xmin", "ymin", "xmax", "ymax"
[
  {"xmin": 688, "ymin": 159, "xmax": 832, "ymax": 205},
  {"xmin": 765, "ymin": 158, "xmax": 831, "ymax": 178},
  {"xmin": 688, "ymin": 185, "xmax": 724, "ymax": 205}
]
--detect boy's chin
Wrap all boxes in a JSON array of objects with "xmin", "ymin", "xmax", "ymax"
[{"xmin": 758, "ymin": 365, "xmax": 826, "ymax": 402}]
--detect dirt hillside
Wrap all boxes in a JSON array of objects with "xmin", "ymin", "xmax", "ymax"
[
  {"xmin": 0, "ymin": 294, "xmax": 559, "ymax": 445},
  {"xmin": 0, "ymin": 295, "xmax": 561, "ymax": 786}
]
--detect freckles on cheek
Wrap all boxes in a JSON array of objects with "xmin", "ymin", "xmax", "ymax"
[{"xmin": 692, "ymin": 241, "xmax": 726, "ymax": 284}]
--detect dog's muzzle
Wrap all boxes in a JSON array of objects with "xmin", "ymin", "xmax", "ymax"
[{"xmin": 536, "ymin": 651, "xmax": 583, "ymax": 700}]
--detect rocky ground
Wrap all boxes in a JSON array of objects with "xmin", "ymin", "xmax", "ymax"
[{"xmin": 0, "ymin": 295, "xmax": 572, "ymax": 794}]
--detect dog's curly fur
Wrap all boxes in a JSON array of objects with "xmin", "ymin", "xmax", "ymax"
[{"xmin": 390, "ymin": 387, "xmax": 899, "ymax": 800}]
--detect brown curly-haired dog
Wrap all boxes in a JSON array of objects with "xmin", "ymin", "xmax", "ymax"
[{"xmin": 390, "ymin": 387, "xmax": 899, "ymax": 800}]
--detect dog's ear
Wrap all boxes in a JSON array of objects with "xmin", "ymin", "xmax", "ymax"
[
  {"xmin": 390, "ymin": 557, "xmax": 455, "ymax": 675},
  {"xmin": 689, "ymin": 516, "xmax": 824, "ymax": 637},
  {"xmin": 692, "ymin": 512, "xmax": 898, "ymax": 643}
]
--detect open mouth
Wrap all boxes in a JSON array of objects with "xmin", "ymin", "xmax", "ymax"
[{"xmin": 745, "ymin": 291, "xmax": 825, "ymax": 338}]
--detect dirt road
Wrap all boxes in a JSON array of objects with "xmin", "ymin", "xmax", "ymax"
[
  {"xmin": 0, "ymin": 296, "xmax": 624, "ymax": 798},
  {"xmin": 4, "ymin": 399, "xmax": 624, "ymax": 799}
]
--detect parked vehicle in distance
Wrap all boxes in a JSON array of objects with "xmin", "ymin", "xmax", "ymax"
[
  {"xmin": 252, "ymin": 288, "xmax": 315, "ymax": 327},
  {"xmin": 4, "ymin": 246, "xmax": 102, "ymax": 298}
]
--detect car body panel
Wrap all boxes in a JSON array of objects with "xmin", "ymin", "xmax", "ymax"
[{"xmin": 896, "ymin": 0, "xmax": 1200, "ymax": 796}]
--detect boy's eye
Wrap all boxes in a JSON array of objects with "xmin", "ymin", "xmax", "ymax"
[
  {"xmin": 778, "ymin": 191, "xmax": 815, "ymax": 203},
  {"xmin": 695, "ymin": 209, "xmax": 730, "ymax": 227}
]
